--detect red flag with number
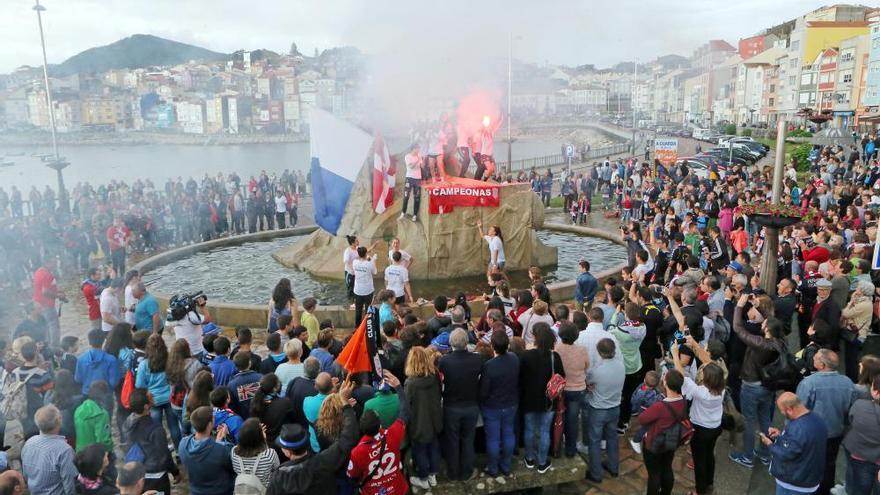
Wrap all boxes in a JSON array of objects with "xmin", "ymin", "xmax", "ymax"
[{"xmin": 371, "ymin": 131, "xmax": 396, "ymax": 214}]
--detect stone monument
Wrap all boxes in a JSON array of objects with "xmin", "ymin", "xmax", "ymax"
[{"xmin": 273, "ymin": 163, "xmax": 557, "ymax": 280}]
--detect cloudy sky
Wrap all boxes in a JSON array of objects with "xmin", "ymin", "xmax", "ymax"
[{"xmin": 0, "ymin": 0, "xmax": 850, "ymax": 73}]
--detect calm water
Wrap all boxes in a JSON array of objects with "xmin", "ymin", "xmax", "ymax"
[
  {"xmin": 0, "ymin": 139, "xmax": 563, "ymax": 192},
  {"xmin": 145, "ymin": 230, "xmax": 626, "ymax": 305}
]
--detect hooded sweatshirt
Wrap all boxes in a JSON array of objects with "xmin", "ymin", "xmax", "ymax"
[
  {"xmin": 179, "ymin": 434, "xmax": 235, "ymax": 495},
  {"xmin": 74, "ymin": 349, "xmax": 120, "ymax": 395},
  {"xmin": 122, "ymin": 413, "xmax": 179, "ymax": 478},
  {"xmin": 74, "ymin": 398, "xmax": 112, "ymax": 452}
]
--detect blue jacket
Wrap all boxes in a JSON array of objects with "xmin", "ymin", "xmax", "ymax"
[
  {"xmin": 135, "ymin": 359, "xmax": 171, "ymax": 406},
  {"xmin": 479, "ymin": 352, "xmax": 519, "ymax": 409},
  {"xmin": 74, "ymin": 349, "xmax": 120, "ymax": 395},
  {"xmin": 574, "ymin": 271, "xmax": 598, "ymax": 305},
  {"xmin": 209, "ymin": 356, "xmax": 236, "ymax": 387},
  {"xmin": 212, "ymin": 408, "xmax": 243, "ymax": 443},
  {"xmin": 769, "ymin": 411, "xmax": 827, "ymax": 489},
  {"xmin": 796, "ymin": 371, "xmax": 854, "ymax": 438},
  {"xmin": 178, "ymin": 435, "xmax": 235, "ymax": 495}
]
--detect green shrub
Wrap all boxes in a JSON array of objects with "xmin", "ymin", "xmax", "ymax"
[
  {"xmin": 722, "ymin": 124, "xmax": 737, "ymax": 135},
  {"xmin": 741, "ymin": 128, "xmax": 752, "ymax": 137},
  {"xmin": 787, "ymin": 129, "xmax": 813, "ymax": 138},
  {"xmin": 789, "ymin": 144, "xmax": 813, "ymax": 172}
]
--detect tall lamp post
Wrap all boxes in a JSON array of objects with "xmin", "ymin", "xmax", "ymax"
[
  {"xmin": 506, "ymin": 34, "xmax": 522, "ymax": 171},
  {"xmin": 33, "ymin": 0, "xmax": 69, "ymax": 213}
]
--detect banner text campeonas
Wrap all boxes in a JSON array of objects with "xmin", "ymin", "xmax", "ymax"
[{"xmin": 427, "ymin": 184, "xmax": 501, "ymax": 214}]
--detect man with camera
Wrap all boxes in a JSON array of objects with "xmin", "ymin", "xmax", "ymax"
[{"xmin": 170, "ymin": 292, "xmax": 211, "ymax": 362}]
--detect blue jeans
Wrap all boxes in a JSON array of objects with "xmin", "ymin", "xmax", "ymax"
[
  {"xmin": 740, "ymin": 382, "xmax": 774, "ymax": 459},
  {"xmin": 482, "ymin": 406, "xmax": 517, "ymax": 475},
  {"xmin": 586, "ymin": 404, "xmax": 620, "ymax": 481},
  {"xmin": 151, "ymin": 402, "xmax": 181, "ymax": 451},
  {"xmin": 845, "ymin": 450, "xmax": 880, "ymax": 495},
  {"xmin": 523, "ymin": 411, "xmax": 554, "ymax": 466},
  {"xmin": 775, "ymin": 484, "xmax": 814, "ymax": 495},
  {"xmin": 442, "ymin": 405, "xmax": 479, "ymax": 480},
  {"xmin": 410, "ymin": 441, "xmax": 440, "ymax": 479},
  {"xmin": 563, "ymin": 391, "xmax": 585, "ymax": 456}
]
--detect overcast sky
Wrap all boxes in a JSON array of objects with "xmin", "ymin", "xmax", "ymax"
[{"xmin": 0, "ymin": 0, "xmax": 857, "ymax": 74}]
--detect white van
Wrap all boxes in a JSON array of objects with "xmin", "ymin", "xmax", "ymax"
[{"xmin": 692, "ymin": 128, "xmax": 711, "ymax": 140}]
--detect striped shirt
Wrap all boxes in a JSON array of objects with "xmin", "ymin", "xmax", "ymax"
[
  {"xmin": 231, "ymin": 447, "xmax": 280, "ymax": 487},
  {"xmin": 21, "ymin": 434, "xmax": 78, "ymax": 495}
]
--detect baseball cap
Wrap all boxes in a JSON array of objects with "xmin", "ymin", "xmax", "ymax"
[
  {"xmin": 815, "ymin": 278, "xmax": 832, "ymax": 289},
  {"xmin": 726, "ymin": 261, "xmax": 743, "ymax": 273}
]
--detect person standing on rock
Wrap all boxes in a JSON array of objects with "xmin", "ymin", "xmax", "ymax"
[
  {"xmin": 400, "ymin": 144, "xmax": 423, "ymax": 222},
  {"xmin": 477, "ymin": 221, "xmax": 505, "ymax": 273}
]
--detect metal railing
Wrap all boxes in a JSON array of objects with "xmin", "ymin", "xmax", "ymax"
[{"xmin": 496, "ymin": 142, "xmax": 632, "ymax": 171}]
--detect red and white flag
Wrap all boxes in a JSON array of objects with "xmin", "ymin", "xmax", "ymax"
[{"xmin": 372, "ymin": 131, "xmax": 395, "ymax": 214}]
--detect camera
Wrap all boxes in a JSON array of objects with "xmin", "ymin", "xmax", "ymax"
[
  {"xmin": 674, "ymin": 329, "xmax": 689, "ymax": 346},
  {"xmin": 167, "ymin": 291, "xmax": 207, "ymax": 322}
]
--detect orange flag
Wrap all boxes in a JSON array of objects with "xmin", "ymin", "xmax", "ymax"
[{"xmin": 336, "ymin": 316, "xmax": 374, "ymax": 375}]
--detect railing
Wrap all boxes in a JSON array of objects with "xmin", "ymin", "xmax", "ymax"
[{"xmin": 496, "ymin": 142, "xmax": 632, "ymax": 171}]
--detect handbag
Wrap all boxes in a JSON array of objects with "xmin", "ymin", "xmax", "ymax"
[
  {"xmin": 841, "ymin": 319, "xmax": 860, "ymax": 344},
  {"xmin": 545, "ymin": 352, "xmax": 566, "ymax": 401}
]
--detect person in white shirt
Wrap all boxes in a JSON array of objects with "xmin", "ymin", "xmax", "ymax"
[
  {"xmin": 274, "ymin": 190, "xmax": 288, "ymax": 229},
  {"xmin": 352, "ymin": 246, "xmax": 378, "ymax": 325},
  {"xmin": 387, "ymin": 238, "xmax": 414, "ymax": 269},
  {"xmin": 173, "ymin": 296, "xmax": 211, "ymax": 361},
  {"xmin": 123, "ymin": 270, "xmax": 141, "ymax": 325},
  {"xmin": 575, "ymin": 307, "xmax": 622, "ymax": 371},
  {"xmin": 477, "ymin": 220, "xmax": 506, "ymax": 272},
  {"xmin": 384, "ymin": 251, "xmax": 412, "ymax": 305},
  {"xmin": 518, "ymin": 300, "xmax": 555, "ymax": 347},
  {"xmin": 343, "ymin": 235, "xmax": 378, "ymax": 302},
  {"xmin": 400, "ymin": 145, "xmax": 423, "ymax": 222},
  {"xmin": 100, "ymin": 279, "xmax": 124, "ymax": 332}
]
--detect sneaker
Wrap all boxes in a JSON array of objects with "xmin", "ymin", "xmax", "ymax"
[
  {"xmin": 427, "ymin": 474, "xmax": 437, "ymax": 487},
  {"xmin": 524, "ymin": 458, "xmax": 536, "ymax": 469},
  {"xmin": 576, "ymin": 442, "xmax": 589, "ymax": 456},
  {"xmin": 399, "ymin": 212, "xmax": 405, "ymax": 219},
  {"xmin": 617, "ymin": 422, "xmax": 629, "ymax": 436},
  {"xmin": 629, "ymin": 438, "xmax": 642, "ymax": 455},
  {"xmin": 409, "ymin": 476, "xmax": 430, "ymax": 490},
  {"xmin": 728, "ymin": 452, "xmax": 754, "ymax": 469},
  {"xmin": 537, "ymin": 462, "xmax": 552, "ymax": 474},
  {"xmin": 600, "ymin": 440, "xmax": 606, "ymax": 450},
  {"xmin": 755, "ymin": 453, "xmax": 771, "ymax": 466},
  {"xmin": 412, "ymin": 215, "xmax": 418, "ymax": 222}
]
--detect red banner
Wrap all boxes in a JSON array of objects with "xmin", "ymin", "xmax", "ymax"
[{"xmin": 426, "ymin": 179, "xmax": 501, "ymax": 214}]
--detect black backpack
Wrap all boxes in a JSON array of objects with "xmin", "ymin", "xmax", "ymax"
[
  {"xmin": 647, "ymin": 401, "xmax": 693, "ymax": 454},
  {"xmin": 759, "ymin": 341, "xmax": 801, "ymax": 391}
]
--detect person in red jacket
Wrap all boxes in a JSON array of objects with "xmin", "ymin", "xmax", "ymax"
[
  {"xmin": 638, "ymin": 369, "xmax": 687, "ymax": 495},
  {"xmin": 347, "ymin": 371, "xmax": 409, "ymax": 495},
  {"xmin": 105, "ymin": 217, "xmax": 131, "ymax": 274},
  {"xmin": 81, "ymin": 267, "xmax": 111, "ymax": 331}
]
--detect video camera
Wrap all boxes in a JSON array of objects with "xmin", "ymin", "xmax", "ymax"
[{"xmin": 167, "ymin": 291, "xmax": 207, "ymax": 322}]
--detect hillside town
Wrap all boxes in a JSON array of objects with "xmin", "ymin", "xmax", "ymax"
[{"xmin": 2, "ymin": 4, "xmax": 880, "ymax": 138}]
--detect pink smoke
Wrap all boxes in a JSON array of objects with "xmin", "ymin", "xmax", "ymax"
[{"xmin": 456, "ymin": 88, "xmax": 503, "ymax": 141}]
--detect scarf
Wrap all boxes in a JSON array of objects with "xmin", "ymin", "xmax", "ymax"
[{"xmin": 76, "ymin": 475, "xmax": 101, "ymax": 491}]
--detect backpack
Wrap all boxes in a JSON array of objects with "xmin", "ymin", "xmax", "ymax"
[
  {"xmin": 647, "ymin": 401, "xmax": 693, "ymax": 454},
  {"xmin": 759, "ymin": 341, "xmax": 801, "ymax": 391},
  {"xmin": 234, "ymin": 457, "xmax": 266, "ymax": 495},
  {"xmin": 120, "ymin": 354, "xmax": 140, "ymax": 409},
  {"xmin": 0, "ymin": 369, "xmax": 38, "ymax": 467},
  {"xmin": 712, "ymin": 314, "xmax": 731, "ymax": 343}
]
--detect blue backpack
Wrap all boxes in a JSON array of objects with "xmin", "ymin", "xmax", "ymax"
[{"xmin": 124, "ymin": 441, "xmax": 145, "ymax": 463}]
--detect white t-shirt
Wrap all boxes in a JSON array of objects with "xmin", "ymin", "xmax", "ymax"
[
  {"xmin": 384, "ymin": 264, "xmax": 409, "ymax": 298},
  {"xmin": 275, "ymin": 196, "xmax": 288, "ymax": 213},
  {"xmin": 123, "ymin": 285, "xmax": 137, "ymax": 324},
  {"xmin": 99, "ymin": 289, "xmax": 121, "ymax": 332},
  {"xmin": 352, "ymin": 258, "xmax": 377, "ymax": 296},
  {"xmin": 174, "ymin": 311, "xmax": 206, "ymax": 355},
  {"xmin": 518, "ymin": 310, "xmax": 555, "ymax": 346},
  {"xmin": 682, "ymin": 376, "xmax": 724, "ymax": 429},
  {"xmin": 387, "ymin": 249, "xmax": 412, "ymax": 265},
  {"xmin": 405, "ymin": 154, "xmax": 422, "ymax": 179},
  {"xmin": 484, "ymin": 235, "xmax": 506, "ymax": 265},
  {"xmin": 343, "ymin": 248, "xmax": 358, "ymax": 275}
]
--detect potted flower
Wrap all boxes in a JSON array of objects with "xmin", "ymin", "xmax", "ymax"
[{"xmin": 740, "ymin": 202, "xmax": 817, "ymax": 228}]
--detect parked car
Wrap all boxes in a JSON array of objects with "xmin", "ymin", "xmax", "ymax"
[{"xmin": 674, "ymin": 157, "xmax": 725, "ymax": 180}]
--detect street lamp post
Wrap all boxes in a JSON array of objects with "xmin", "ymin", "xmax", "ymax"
[
  {"xmin": 507, "ymin": 32, "xmax": 512, "ymax": 172},
  {"xmin": 33, "ymin": 0, "xmax": 69, "ymax": 213}
]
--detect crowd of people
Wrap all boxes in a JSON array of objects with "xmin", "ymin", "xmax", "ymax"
[
  {"xmin": 0, "ymin": 169, "xmax": 307, "ymax": 292},
  {"xmin": 2, "ymin": 134, "xmax": 880, "ymax": 495}
]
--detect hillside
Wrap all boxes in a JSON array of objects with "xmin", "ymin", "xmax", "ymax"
[{"xmin": 52, "ymin": 34, "xmax": 229, "ymax": 76}]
